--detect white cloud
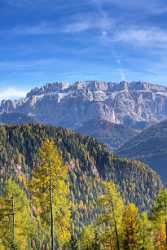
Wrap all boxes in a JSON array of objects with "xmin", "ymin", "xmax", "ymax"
[
  {"xmin": 10, "ymin": 15, "xmax": 113, "ymax": 36},
  {"xmin": 63, "ymin": 17, "xmax": 112, "ymax": 33},
  {"xmin": 11, "ymin": 22, "xmax": 57, "ymax": 35},
  {"xmin": 11, "ymin": 21, "xmax": 167, "ymax": 50},
  {"xmin": 112, "ymin": 27, "xmax": 167, "ymax": 48},
  {"xmin": 0, "ymin": 88, "xmax": 27, "ymax": 100},
  {"xmin": 0, "ymin": 58, "xmax": 59, "ymax": 71}
]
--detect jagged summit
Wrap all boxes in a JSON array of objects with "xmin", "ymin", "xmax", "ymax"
[
  {"xmin": 0, "ymin": 80, "xmax": 167, "ymax": 132},
  {"xmin": 24, "ymin": 80, "xmax": 167, "ymax": 99},
  {"xmin": 26, "ymin": 80, "xmax": 116, "ymax": 97},
  {"xmin": 26, "ymin": 81, "xmax": 70, "ymax": 98}
]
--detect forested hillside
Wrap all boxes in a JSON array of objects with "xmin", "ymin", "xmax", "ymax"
[
  {"xmin": 0, "ymin": 124, "xmax": 162, "ymax": 211},
  {"xmin": 0, "ymin": 112, "xmax": 37, "ymax": 125},
  {"xmin": 0, "ymin": 125, "xmax": 166, "ymax": 249},
  {"xmin": 77, "ymin": 119, "xmax": 138, "ymax": 149},
  {"xmin": 117, "ymin": 120, "xmax": 167, "ymax": 183}
]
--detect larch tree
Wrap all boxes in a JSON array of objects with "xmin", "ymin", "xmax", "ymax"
[
  {"xmin": 0, "ymin": 179, "xmax": 32, "ymax": 250},
  {"xmin": 78, "ymin": 224, "xmax": 96, "ymax": 250},
  {"xmin": 123, "ymin": 203, "xmax": 139, "ymax": 250},
  {"xmin": 30, "ymin": 139, "xmax": 71, "ymax": 250},
  {"xmin": 152, "ymin": 188, "xmax": 167, "ymax": 249},
  {"xmin": 138, "ymin": 212, "xmax": 154, "ymax": 250},
  {"xmin": 98, "ymin": 181, "xmax": 124, "ymax": 250}
]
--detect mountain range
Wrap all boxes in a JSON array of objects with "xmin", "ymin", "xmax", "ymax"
[
  {"xmin": 1, "ymin": 80, "xmax": 167, "ymax": 146},
  {"xmin": 117, "ymin": 120, "xmax": 167, "ymax": 184},
  {"xmin": 0, "ymin": 80, "xmax": 167, "ymax": 183}
]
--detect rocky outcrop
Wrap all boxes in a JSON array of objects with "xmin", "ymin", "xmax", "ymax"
[{"xmin": 1, "ymin": 81, "xmax": 167, "ymax": 128}]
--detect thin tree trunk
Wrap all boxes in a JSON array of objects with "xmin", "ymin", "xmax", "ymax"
[
  {"xmin": 165, "ymin": 220, "xmax": 167, "ymax": 247},
  {"xmin": 11, "ymin": 195, "xmax": 15, "ymax": 243},
  {"xmin": 49, "ymin": 166, "xmax": 54, "ymax": 250},
  {"xmin": 165, "ymin": 202, "xmax": 167, "ymax": 248},
  {"xmin": 111, "ymin": 198, "xmax": 120, "ymax": 250}
]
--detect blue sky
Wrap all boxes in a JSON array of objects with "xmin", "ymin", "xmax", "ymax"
[{"xmin": 0, "ymin": 0, "xmax": 167, "ymax": 99}]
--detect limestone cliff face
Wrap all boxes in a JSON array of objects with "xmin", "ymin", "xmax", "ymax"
[{"xmin": 1, "ymin": 81, "xmax": 167, "ymax": 130}]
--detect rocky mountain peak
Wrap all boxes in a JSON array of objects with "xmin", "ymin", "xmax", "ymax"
[
  {"xmin": 1, "ymin": 80, "xmax": 167, "ymax": 131},
  {"xmin": 73, "ymin": 80, "xmax": 115, "ymax": 91},
  {"xmin": 127, "ymin": 81, "xmax": 167, "ymax": 92},
  {"xmin": 0, "ymin": 100, "xmax": 16, "ymax": 113},
  {"xmin": 26, "ymin": 81, "xmax": 70, "ymax": 98}
]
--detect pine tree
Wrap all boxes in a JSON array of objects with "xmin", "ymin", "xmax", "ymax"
[{"xmin": 30, "ymin": 139, "xmax": 71, "ymax": 250}]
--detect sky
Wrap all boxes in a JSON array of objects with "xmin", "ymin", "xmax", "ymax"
[{"xmin": 0, "ymin": 0, "xmax": 167, "ymax": 99}]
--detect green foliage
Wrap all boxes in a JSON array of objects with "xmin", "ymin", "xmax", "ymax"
[
  {"xmin": 138, "ymin": 212, "xmax": 154, "ymax": 250},
  {"xmin": 0, "ymin": 179, "xmax": 32, "ymax": 250},
  {"xmin": 151, "ymin": 189, "xmax": 167, "ymax": 249},
  {"xmin": 123, "ymin": 203, "xmax": 139, "ymax": 250},
  {"xmin": 0, "ymin": 124, "xmax": 162, "ymax": 212},
  {"xmin": 78, "ymin": 187, "xmax": 167, "ymax": 250},
  {"xmin": 97, "ymin": 181, "xmax": 124, "ymax": 250},
  {"xmin": 78, "ymin": 224, "xmax": 96, "ymax": 250},
  {"xmin": 30, "ymin": 139, "xmax": 71, "ymax": 249},
  {"xmin": 152, "ymin": 189, "xmax": 167, "ymax": 223},
  {"xmin": 0, "ymin": 125, "xmax": 165, "ymax": 249}
]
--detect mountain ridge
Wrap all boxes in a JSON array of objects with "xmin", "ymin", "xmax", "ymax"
[
  {"xmin": 1, "ymin": 80, "xmax": 167, "ymax": 149},
  {"xmin": 1, "ymin": 80, "xmax": 167, "ymax": 126},
  {"xmin": 117, "ymin": 119, "xmax": 167, "ymax": 184},
  {"xmin": 0, "ymin": 124, "xmax": 162, "ymax": 212},
  {"xmin": 77, "ymin": 118, "xmax": 139, "ymax": 149}
]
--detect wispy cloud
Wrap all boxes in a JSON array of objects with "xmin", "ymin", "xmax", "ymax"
[
  {"xmin": 9, "ymin": 20, "xmax": 167, "ymax": 51},
  {"xmin": 0, "ymin": 87, "xmax": 27, "ymax": 100},
  {"xmin": 113, "ymin": 27, "xmax": 167, "ymax": 48},
  {"xmin": 0, "ymin": 58, "xmax": 59, "ymax": 71},
  {"xmin": 11, "ymin": 22, "xmax": 57, "ymax": 35},
  {"xmin": 9, "ymin": 15, "xmax": 113, "ymax": 36},
  {"xmin": 63, "ymin": 16, "xmax": 112, "ymax": 33}
]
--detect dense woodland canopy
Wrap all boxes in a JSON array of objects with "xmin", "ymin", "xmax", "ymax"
[
  {"xmin": 0, "ymin": 125, "xmax": 166, "ymax": 249},
  {"xmin": 0, "ymin": 125, "xmax": 162, "ymax": 209}
]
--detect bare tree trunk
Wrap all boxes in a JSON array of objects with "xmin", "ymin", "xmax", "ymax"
[
  {"xmin": 11, "ymin": 195, "xmax": 15, "ymax": 243},
  {"xmin": 49, "ymin": 166, "xmax": 54, "ymax": 250},
  {"xmin": 165, "ymin": 220, "xmax": 167, "ymax": 247},
  {"xmin": 111, "ymin": 198, "xmax": 120, "ymax": 250}
]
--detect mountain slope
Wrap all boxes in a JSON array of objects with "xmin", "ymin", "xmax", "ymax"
[
  {"xmin": 0, "ymin": 124, "xmax": 162, "ymax": 214},
  {"xmin": 1, "ymin": 81, "xmax": 167, "ymax": 129},
  {"xmin": 77, "ymin": 119, "xmax": 139, "ymax": 149},
  {"xmin": 117, "ymin": 120, "xmax": 167, "ymax": 184},
  {"xmin": 1, "ymin": 80, "xmax": 167, "ymax": 149},
  {"xmin": 0, "ymin": 112, "xmax": 37, "ymax": 125}
]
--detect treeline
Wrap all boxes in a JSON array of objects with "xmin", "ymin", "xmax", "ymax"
[{"xmin": 0, "ymin": 139, "xmax": 166, "ymax": 250}]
